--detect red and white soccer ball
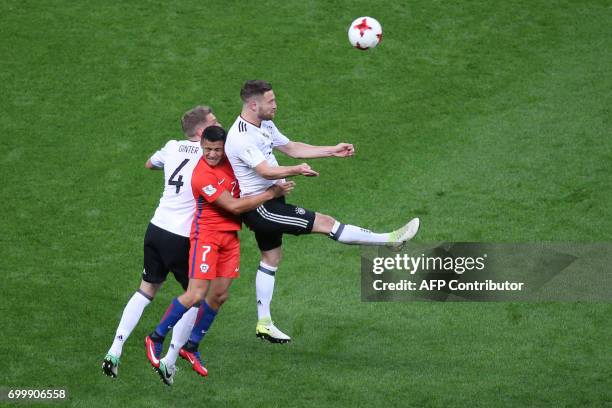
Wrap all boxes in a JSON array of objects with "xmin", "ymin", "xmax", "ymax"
[{"xmin": 348, "ymin": 16, "xmax": 382, "ymax": 50}]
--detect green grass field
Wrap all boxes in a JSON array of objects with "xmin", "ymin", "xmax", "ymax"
[{"xmin": 1, "ymin": 0, "xmax": 611, "ymax": 406}]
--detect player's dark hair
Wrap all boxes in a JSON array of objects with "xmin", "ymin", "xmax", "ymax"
[
  {"xmin": 240, "ymin": 80, "xmax": 273, "ymax": 102},
  {"xmin": 182, "ymin": 105, "xmax": 213, "ymax": 137},
  {"xmin": 202, "ymin": 125, "xmax": 226, "ymax": 143}
]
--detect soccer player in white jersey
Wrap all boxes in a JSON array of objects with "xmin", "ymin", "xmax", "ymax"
[
  {"xmin": 102, "ymin": 106, "xmax": 220, "ymax": 377},
  {"xmin": 225, "ymin": 80, "xmax": 420, "ymax": 343}
]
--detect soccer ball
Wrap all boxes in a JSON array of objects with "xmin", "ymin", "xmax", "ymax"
[{"xmin": 348, "ymin": 17, "xmax": 382, "ymax": 50}]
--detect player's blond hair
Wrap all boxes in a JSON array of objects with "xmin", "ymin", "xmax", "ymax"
[{"xmin": 181, "ymin": 106, "xmax": 213, "ymax": 137}]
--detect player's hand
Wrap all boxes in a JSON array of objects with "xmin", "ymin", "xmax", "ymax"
[
  {"xmin": 332, "ymin": 143, "xmax": 355, "ymax": 157},
  {"xmin": 271, "ymin": 181, "xmax": 296, "ymax": 197},
  {"xmin": 296, "ymin": 163, "xmax": 319, "ymax": 177}
]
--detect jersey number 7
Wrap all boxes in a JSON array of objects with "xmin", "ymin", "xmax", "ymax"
[{"xmin": 169, "ymin": 159, "xmax": 189, "ymax": 193}]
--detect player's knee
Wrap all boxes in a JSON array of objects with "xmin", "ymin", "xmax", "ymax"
[
  {"xmin": 178, "ymin": 292, "xmax": 196, "ymax": 307},
  {"xmin": 193, "ymin": 287, "xmax": 207, "ymax": 301},
  {"xmin": 183, "ymin": 282, "xmax": 207, "ymax": 305},
  {"xmin": 139, "ymin": 281, "xmax": 161, "ymax": 298},
  {"xmin": 313, "ymin": 213, "xmax": 336, "ymax": 234},
  {"xmin": 261, "ymin": 251, "xmax": 282, "ymax": 267}
]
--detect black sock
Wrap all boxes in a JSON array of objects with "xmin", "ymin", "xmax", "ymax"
[
  {"xmin": 183, "ymin": 340, "xmax": 199, "ymax": 352},
  {"xmin": 150, "ymin": 331, "xmax": 165, "ymax": 343}
]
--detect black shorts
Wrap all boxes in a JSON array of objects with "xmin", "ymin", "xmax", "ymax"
[
  {"xmin": 242, "ymin": 196, "xmax": 315, "ymax": 251},
  {"xmin": 142, "ymin": 223, "xmax": 190, "ymax": 290}
]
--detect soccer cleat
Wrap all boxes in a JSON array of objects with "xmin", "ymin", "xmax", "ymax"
[
  {"xmin": 156, "ymin": 358, "xmax": 177, "ymax": 386},
  {"xmin": 388, "ymin": 217, "xmax": 420, "ymax": 249},
  {"xmin": 102, "ymin": 354, "xmax": 120, "ymax": 378},
  {"xmin": 179, "ymin": 348, "xmax": 208, "ymax": 377},
  {"xmin": 255, "ymin": 317, "xmax": 291, "ymax": 344},
  {"xmin": 145, "ymin": 335, "xmax": 164, "ymax": 368}
]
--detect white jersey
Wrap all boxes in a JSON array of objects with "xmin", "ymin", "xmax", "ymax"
[
  {"xmin": 149, "ymin": 139, "xmax": 202, "ymax": 237},
  {"xmin": 225, "ymin": 116, "xmax": 290, "ymax": 196}
]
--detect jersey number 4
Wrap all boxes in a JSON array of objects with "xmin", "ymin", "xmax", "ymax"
[{"xmin": 169, "ymin": 159, "xmax": 189, "ymax": 193}]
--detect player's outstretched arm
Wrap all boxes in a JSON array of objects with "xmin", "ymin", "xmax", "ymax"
[
  {"xmin": 255, "ymin": 161, "xmax": 319, "ymax": 180},
  {"xmin": 213, "ymin": 181, "xmax": 296, "ymax": 215},
  {"xmin": 276, "ymin": 142, "xmax": 355, "ymax": 159}
]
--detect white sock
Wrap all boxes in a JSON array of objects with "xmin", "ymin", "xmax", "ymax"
[
  {"xmin": 165, "ymin": 306, "xmax": 198, "ymax": 366},
  {"xmin": 108, "ymin": 291, "xmax": 151, "ymax": 357},
  {"xmin": 256, "ymin": 262, "xmax": 277, "ymax": 320},
  {"xmin": 329, "ymin": 221, "xmax": 389, "ymax": 245}
]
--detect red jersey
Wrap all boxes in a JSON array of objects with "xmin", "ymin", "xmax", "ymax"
[{"xmin": 190, "ymin": 157, "xmax": 241, "ymax": 234}]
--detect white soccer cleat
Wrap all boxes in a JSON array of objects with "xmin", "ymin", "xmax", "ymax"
[
  {"xmin": 102, "ymin": 354, "xmax": 120, "ymax": 378},
  {"xmin": 256, "ymin": 317, "xmax": 291, "ymax": 344},
  {"xmin": 156, "ymin": 358, "xmax": 177, "ymax": 386},
  {"xmin": 388, "ymin": 217, "xmax": 420, "ymax": 248}
]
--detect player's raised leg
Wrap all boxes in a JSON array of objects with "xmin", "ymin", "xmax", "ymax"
[{"xmin": 314, "ymin": 213, "xmax": 420, "ymax": 247}]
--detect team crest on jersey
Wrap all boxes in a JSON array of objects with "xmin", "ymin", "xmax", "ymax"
[
  {"xmin": 200, "ymin": 263, "xmax": 209, "ymax": 273},
  {"xmin": 295, "ymin": 207, "xmax": 306, "ymax": 215},
  {"xmin": 203, "ymin": 184, "xmax": 217, "ymax": 196}
]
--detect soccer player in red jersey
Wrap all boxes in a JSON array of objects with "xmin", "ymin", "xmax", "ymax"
[{"xmin": 145, "ymin": 126, "xmax": 294, "ymax": 385}]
